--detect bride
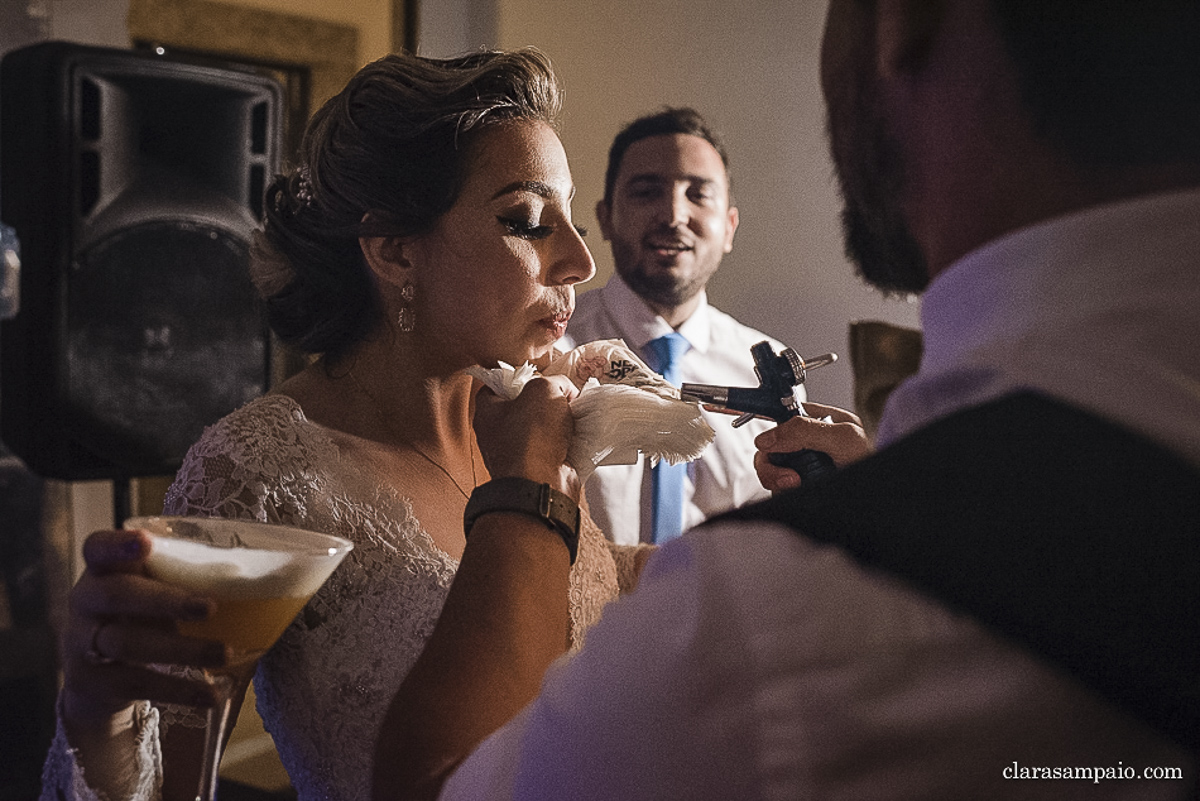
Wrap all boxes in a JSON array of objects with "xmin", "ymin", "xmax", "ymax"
[{"xmin": 44, "ymin": 48, "xmax": 648, "ymax": 801}]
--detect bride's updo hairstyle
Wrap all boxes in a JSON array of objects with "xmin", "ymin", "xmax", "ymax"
[{"xmin": 252, "ymin": 48, "xmax": 562, "ymax": 362}]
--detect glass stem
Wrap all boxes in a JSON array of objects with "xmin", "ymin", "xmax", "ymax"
[{"xmin": 196, "ymin": 676, "xmax": 235, "ymax": 801}]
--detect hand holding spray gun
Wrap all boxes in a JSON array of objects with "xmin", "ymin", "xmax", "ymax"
[{"xmin": 681, "ymin": 341, "xmax": 839, "ymax": 484}]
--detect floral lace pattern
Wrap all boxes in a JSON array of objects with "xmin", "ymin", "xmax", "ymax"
[
  {"xmin": 40, "ymin": 701, "xmax": 161, "ymax": 801},
  {"xmin": 156, "ymin": 395, "xmax": 632, "ymax": 800}
]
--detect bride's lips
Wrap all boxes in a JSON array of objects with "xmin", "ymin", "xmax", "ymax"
[{"xmin": 540, "ymin": 309, "xmax": 572, "ymax": 339}]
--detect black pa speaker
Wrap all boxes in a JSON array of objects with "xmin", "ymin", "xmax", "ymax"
[{"xmin": 0, "ymin": 42, "xmax": 281, "ymax": 480}]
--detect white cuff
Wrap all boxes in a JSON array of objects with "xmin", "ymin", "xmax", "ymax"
[{"xmin": 41, "ymin": 698, "xmax": 163, "ymax": 801}]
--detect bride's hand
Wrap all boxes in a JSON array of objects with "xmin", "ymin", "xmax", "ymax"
[
  {"xmin": 61, "ymin": 528, "xmax": 225, "ymax": 724},
  {"xmin": 473, "ymin": 375, "xmax": 580, "ymax": 500}
]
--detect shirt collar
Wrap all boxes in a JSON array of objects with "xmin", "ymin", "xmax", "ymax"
[
  {"xmin": 919, "ymin": 185, "xmax": 1200, "ymax": 375},
  {"xmin": 878, "ymin": 186, "xmax": 1200, "ymax": 455},
  {"xmin": 602, "ymin": 272, "xmax": 713, "ymax": 354}
]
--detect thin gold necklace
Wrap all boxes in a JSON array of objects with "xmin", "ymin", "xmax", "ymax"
[{"xmin": 348, "ymin": 370, "xmax": 477, "ymax": 500}]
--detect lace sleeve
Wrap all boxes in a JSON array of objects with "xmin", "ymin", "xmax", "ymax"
[
  {"xmin": 607, "ymin": 542, "xmax": 654, "ymax": 595},
  {"xmin": 157, "ymin": 403, "xmax": 287, "ymax": 732},
  {"xmin": 163, "ymin": 436, "xmax": 274, "ymax": 523},
  {"xmin": 162, "ymin": 396, "xmax": 327, "ymax": 526},
  {"xmin": 37, "ymin": 404, "xmax": 277, "ymax": 799},
  {"xmin": 578, "ymin": 492, "xmax": 651, "ymax": 595},
  {"xmin": 40, "ymin": 701, "xmax": 163, "ymax": 801}
]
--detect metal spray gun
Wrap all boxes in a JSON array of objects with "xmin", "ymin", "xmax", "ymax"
[{"xmin": 680, "ymin": 341, "xmax": 838, "ymax": 484}]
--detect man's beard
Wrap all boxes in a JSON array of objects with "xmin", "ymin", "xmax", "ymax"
[
  {"xmin": 612, "ymin": 240, "xmax": 712, "ymax": 308},
  {"xmin": 826, "ymin": 60, "xmax": 929, "ymax": 295}
]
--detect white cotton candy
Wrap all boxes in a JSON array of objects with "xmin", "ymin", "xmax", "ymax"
[
  {"xmin": 467, "ymin": 339, "xmax": 714, "ymax": 482},
  {"xmin": 466, "ymin": 360, "xmax": 538, "ymax": 400},
  {"xmin": 567, "ymin": 379, "xmax": 713, "ymax": 482}
]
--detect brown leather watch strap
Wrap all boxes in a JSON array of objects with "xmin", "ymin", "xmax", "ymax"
[{"xmin": 463, "ymin": 477, "xmax": 580, "ymax": 565}]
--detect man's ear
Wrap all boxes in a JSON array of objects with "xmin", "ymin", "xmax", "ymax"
[
  {"xmin": 359, "ymin": 236, "xmax": 412, "ymax": 289},
  {"xmin": 595, "ymin": 199, "xmax": 614, "ymax": 241},
  {"xmin": 723, "ymin": 205, "xmax": 739, "ymax": 254},
  {"xmin": 876, "ymin": 0, "xmax": 945, "ymax": 79}
]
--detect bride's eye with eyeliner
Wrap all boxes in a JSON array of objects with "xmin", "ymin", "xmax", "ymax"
[{"xmin": 499, "ymin": 216, "xmax": 553, "ymax": 240}]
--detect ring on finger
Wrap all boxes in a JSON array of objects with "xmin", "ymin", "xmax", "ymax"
[{"xmin": 85, "ymin": 621, "xmax": 118, "ymax": 666}]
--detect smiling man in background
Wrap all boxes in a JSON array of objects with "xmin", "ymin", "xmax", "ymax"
[{"xmin": 561, "ymin": 107, "xmax": 799, "ymax": 545}]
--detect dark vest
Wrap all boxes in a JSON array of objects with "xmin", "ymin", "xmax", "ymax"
[{"xmin": 718, "ymin": 392, "xmax": 1200, "ymax": 751}]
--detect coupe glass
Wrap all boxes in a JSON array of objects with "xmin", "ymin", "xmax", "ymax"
[{"xmin": 124, "ymin": 515, "xmax": 353, "ymax": 801}]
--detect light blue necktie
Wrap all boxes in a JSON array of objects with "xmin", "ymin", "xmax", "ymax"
[{"xmin": 645, "ymin": 332, "xmax": 690, "ymax": 544}]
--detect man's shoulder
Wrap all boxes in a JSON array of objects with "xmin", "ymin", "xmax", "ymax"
[
  {"xmin": 721, "ymin": 392, "xmax": 1200, "ymax": 750},
  {"xmin": 729, "ymin": 392, "xmax": 1200, "ymax": 531}
]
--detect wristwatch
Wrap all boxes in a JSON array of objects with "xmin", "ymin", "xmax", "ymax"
[{"xmin": 463, "ymin": 477, "xmax": 580, "ymax": 564}]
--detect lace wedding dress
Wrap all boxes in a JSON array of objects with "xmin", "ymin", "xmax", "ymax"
[{"xmin": 42, "ymin": 394, "xmax": 642, "ymax": 801}]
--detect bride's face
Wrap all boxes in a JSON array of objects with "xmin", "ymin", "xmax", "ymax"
[{"xmin": 407, "ymin": 120, "xmax": 595, "ymax": 368}]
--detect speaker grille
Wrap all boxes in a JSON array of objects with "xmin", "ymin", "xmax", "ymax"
[{"xmin": 66, "ymin": 221, "xmax": 266, "ymax": 474}]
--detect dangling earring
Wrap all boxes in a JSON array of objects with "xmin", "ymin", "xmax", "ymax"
[{"xmin": 397, "ymin": 280, "xmax": 416, "ymax": 333}]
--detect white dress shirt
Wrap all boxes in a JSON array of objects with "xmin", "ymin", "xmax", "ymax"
[
  {"xmin": 561, "ymin": 274, "xmax": 804, "ymax": 545},
  {"xmin": 443, "ymin": 188, "xmax": 1200, "ymax": 800},
  {"xmin": 877, "ymin": 186, "xmax": 1200, "ymax": 468}
]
